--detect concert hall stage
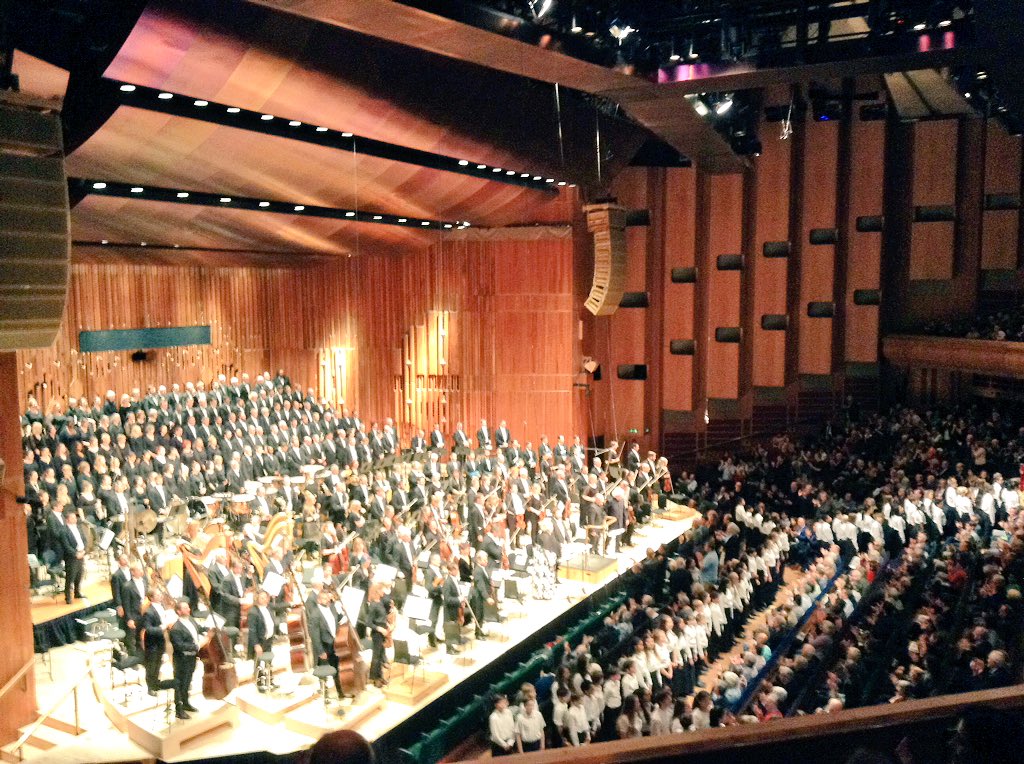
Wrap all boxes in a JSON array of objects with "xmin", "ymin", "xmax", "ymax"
[
  {"xmin": 19, "ymin": 507, "xmax": 697, "ymax": 763},
  {"xmin": 30, "ymin": 578, "xmax": 114, "ymax": 655}
]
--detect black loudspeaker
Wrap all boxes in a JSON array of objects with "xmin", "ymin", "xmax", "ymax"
[
  {"xmin": 856, "ymin": 215, "xmax": 884, "ymax": 232},
  {"xmin": 716, "ymin": 254, "xmax": 744, "ymax": 271},
  {"xmin": 669, "ymin": 340, "xmax": 695, "ymax": 355},
  {"xmin": 809, "ymin": 228, "xmax": 838, "ymax": 245},
  {"xmin": 762, "ymin": 241, "xmax": 791, "ymax": 258},
  {"xmin": 670, "ymin": 267, "xmax": 697, "ymax": 283},
  {"xmin": 984, "ymin": 193, "xmax": 1020, "ymax": 211},
  {"xmin": 807, "ymin": 301, "xmax": 835, "ymax": 318},
  {"xmin": 616, "ymin": 364, "xmax": 648, "ymax": 380},
  {"xmin": 715, "ymin": 327, "xmax": 742, "ymax": 343},
  {"xmin": 853, "ymin": 289, "xmax": 881, "ymax": 306},
  {"xmin": 0, "ymin": 100, "xmax": 71, "ymax": 350},
  {"xmin": 619, "ymin": 291, "xmax": 650, "ymax": 308},
  {"xmin": 131, "ymin": 350, "xmax": 151, "ymax": 363},
  {"xmin": 592, "ymin": 365, "xmax": 602, "ymax": 381},
  {"xmin": 761, "ymin": 314, "xmax": 789, "ymax": 330},
  {"xmin": 914, "ymin": 205, "xmax": 955, "ymax": 222}
]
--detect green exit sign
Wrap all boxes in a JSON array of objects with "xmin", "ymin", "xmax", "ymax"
[{"xmin": 628, "ymin": 428, "xmax": 639, "ymax": 434}]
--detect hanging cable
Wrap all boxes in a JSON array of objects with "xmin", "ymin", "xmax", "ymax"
[{"xmin": 554, "ymin": 83, "xmax": 566, "ymax": 170}]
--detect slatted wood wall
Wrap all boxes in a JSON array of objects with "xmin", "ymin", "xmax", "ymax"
[{"xmin": 17, "ymin": 238, "xmax": 576, "ymax": 446}]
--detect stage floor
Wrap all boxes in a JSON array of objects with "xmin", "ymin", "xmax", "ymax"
[{"xmin": 21, "ymin": 508, "xmax": 697, "ymax": 763}]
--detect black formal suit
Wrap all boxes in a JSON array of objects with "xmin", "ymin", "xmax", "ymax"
[
  {"xmin": 365, "ymin": 599, "xmax": 389, "ymax": 682},
  {"xmin": 59, "ymin": 523, "xmax": 86, "ymax": 603},
  {"xmin": 470, "ymin": 564, "xmax": 491, "ymax": 638},
  {"xmin": 246, "ymin": 605, "xmax": 277, "ymax": 660},
  {"xmin": 308, "ymin": 602, "xmax": 343, "ymax": 694},
  {"xmin": 217, "ymin": 572, "xmax": 251, "ymax": 630},
  {"xmin": 168, "ymin": 618, "xmax": 205, "ymax": 713},
  {"xmin": 429, "ymin": 429, "xmax": 445, "ymax": 450},
  {"xmin": 441, "ymin": 573, "xmax": 463, "ymax": 625},
  {"xmin": 494, "ymin": 427, "xmax": 510, "ymax": 448},
  {"xmin": 410, "ymin": 436, "xmax": 426, "ymax": 453},
  {"xmin": 121, "ymin": 576, "xmax": 149, "ymax": 654},
  {"xmin": 139, "ymin": 605, "xmax": 168, "ymax": 692},
  {"xmin": 207, "ymin": 563, "xmax": 230, "ymax": 613}
]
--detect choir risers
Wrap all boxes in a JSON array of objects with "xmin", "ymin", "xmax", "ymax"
[{"xmin": 283, "ymin": 693, "xmax": 385, "ymax": 739}]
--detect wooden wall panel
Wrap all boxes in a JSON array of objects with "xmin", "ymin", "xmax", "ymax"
[
  {"xmin": 844, "ymin": 118, "xmax": 884, "ymax": 363},
  {"xmin": 982, "ymin": 123, "xmax": 1023, "ymax": 271},
  {"xmin": 18, "ymin": 238, "xmax": 576, "ymax": 447},
  {"xmin": 798, "ymin": 120, "xmax": 839, "ymax": 375},
  {"xmin": 910, "ymin": 120, "xmax": 958, "ymax": 280},
  {"xmin": 751, "ymin": 127, "xmax": 791, "ymax": 387},
  {"xmin": 704, "ymin": 173, "xmax": 744, "ymax": 399},
  {"xmin": 661, "ymin": 168, "xmax": 697, "ymax": 412}
]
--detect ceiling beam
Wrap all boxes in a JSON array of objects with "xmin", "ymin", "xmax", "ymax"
[{"xmin": 245, "ymin": 0, "xmax": 745, "ymax": 173}]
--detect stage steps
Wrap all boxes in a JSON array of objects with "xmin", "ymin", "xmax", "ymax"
[{"xmin": 0, "ymin": 715, "xmax": 86, "ymax": 763}]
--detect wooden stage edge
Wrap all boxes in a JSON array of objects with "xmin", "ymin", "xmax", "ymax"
[{"xmin": 31, "ymin": 581, "xmax": 112, "ymax": 627}]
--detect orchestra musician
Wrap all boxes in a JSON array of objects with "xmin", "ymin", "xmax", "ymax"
[
  {"xmin": 139, "ymin": 588, "xmax": 171, "ymax": 695},
  {"xmin": 217, "ymin": 558, "xmax": 252, "ymax": 631},
  {"xmin": 121, "ymin": 563, "xmax": 149, "ymax": 655},
  {"xmin": 59, "ymin": 509, "xmax": 87, "ymax": 604},
  {"xmin": 365, "ymin": 583, "xmax": 390, "ymax": 688},
  {"xmin": 309, "ymin": 588, "xmax": 345, "ymax": 698},
  {"xmin": 470, "ymin": 551, "xmax": 492, "ymax": 640},
  {"xmin": 425, "ymin": 552, "xmax": 444, "ymax": 648},
  {"xmin": 168, "ymin": 599, "xmax": 207, "ymax": 719},
  {"xmin": 247, "ymin": 590, "xmax": 278, "ymax": 688}
]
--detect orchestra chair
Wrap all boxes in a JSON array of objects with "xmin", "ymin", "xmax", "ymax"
[
  {"xmin": 442, "ymin": 622, "xmax": 464, "ymax": 651},
  {"xmin": 313, "ymin": 664, "xmax": 338, "ymax": 711}
]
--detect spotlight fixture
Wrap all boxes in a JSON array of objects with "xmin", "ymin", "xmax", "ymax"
[
  {"xmin": 288, "ymin": 120, "xmax": 301, "ymax": 127},
  {"xmin": 226, "ymin": 107, "xmax": 241, "ymax": 113},
  {"xmin": 476, "ymin": 164, "xmax": 486, "ymax": 169},
  {"xmin": 421, "ymin": 221, "xmax": 430, "ymax": 226},
  {"xmin": 398, "ymin": 218, "xmax": 407, "ymax": 222},
  {"xmin": 194, "ymin": 100, "xmax": 208, "ymax": 107},
  {"xmin": 693, "ymin": 99, "xmax": 710, "ymax": 117},
  {"xmin": 92, "ymin": 182, "xmax": 107, "ymax": 189},
  {"xmin": 570, "ymin": 16, "xmax": 582, "ymax": 33},
  {"xmin": 530, "ymin": 0, "xmax": 554, "ymax": 19},
  {"xmin": 715, "ymin": 95, "xmax": 734, "ymax": 115},
  {"xmin": 119, "ymin": 84, "xmax": 136, "ymax": 92},
  {"xmin": 294, "ymin": 205, "xmax": 305, "ymax": 211},
  {"xmin": 176, "ymin": 192, "xmax": 189, "ymax": 198},
  {"xmin": 913, "ymin": 22, "xmax": 926, "ymax": 31},
  {"xmin": 130, "ymin": 186, "xmax": 143, "ymax": 193},
  {"xmin": 687, "ymin": 41, "xmax": 698, "ymax": 60},
  {"xmin": 609, "ymin": 20, "xmax": 636, "ymax": 43},
  {"xmin": 260, "ymin": 114, "xmax": 273, "ymax": 121},
  {"xmin": 341, "ymin": 132, "xmax": 353, "ymax": 138},
  {"xmin": 345, "ymin": 212, "xmax": 355, "ymax": 217},
  {"xmin": 258, "ymin": 201, "xmax": 270, "ymax": 207},
  {"xmin": 219, "ymin": 197, "xmax": 232, "ymax": 203},
  {"xmin": 458, "ymin": 160, "xmax": 469, "ymax": 166},
  {"xmin": 315, "ymin": 126, "xmax": 328, "ymax": 132},
  {"xmin": 157, "ymin": 92, "xmax": 172, "ymax": 100}
]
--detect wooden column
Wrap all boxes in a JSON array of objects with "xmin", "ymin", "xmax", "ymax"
[{"xmin": 0, "ymin": 352, "xmax": 36, "ymax": 744}]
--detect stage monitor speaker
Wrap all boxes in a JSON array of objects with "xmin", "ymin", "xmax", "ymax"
[
  {"xmin": 584, "ymin": 203, "xmax": 628, "ymax": 316},
  {"xmin": 762, "ymin": 241, "xmax": 791, "ymax": 258},
  {"xmin": 807, "ymin": 301, "xmax": 835, "ymax": 318},
  {"xmin": 0, "ymin": 98, "xmax": 70, "ymax": 350},
  {"xmin": 853, "ymin": 289, "xmax": 881, "ymax": 306},
  {"xmin": 616, "ymin": 364, "xmax": 648, "ymax": 380},
  {"xmin": 809, "ymin": 228, "xmax": 838, "ymax": 245},
  {"xmin": 670, "ymin": 267, "xmax": 697, "ymax": 283},
  {"xmin": 669, "ymin": 340, "xmax": 695, "ymax": 356},
  {"xmin": 715, "ymin": 327, "xmax": 742, "ymax": 343},
  {"xmin": 761, "ymin": 314, "xmax": 789, "ymax": 331},
  {"xmin": 716, "ymin": 254, "xmax": 744, "ymax": 271},
  {"xmin": 619, "ymin": 291, "xmax": 650, "ymax": 308}
]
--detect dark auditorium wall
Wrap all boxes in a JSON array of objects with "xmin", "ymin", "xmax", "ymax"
[{"xmin": 17, "ymin": 237, "xmax": 579, "ymax": 446}]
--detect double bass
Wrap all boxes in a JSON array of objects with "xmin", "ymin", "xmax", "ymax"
[
  {"xmin": 332, "ymin": 572, "xmax": 368, "ymax": 696},
  {"xmin": 181, "ymin": 547, "xmax": 238, "ymax": 699}
]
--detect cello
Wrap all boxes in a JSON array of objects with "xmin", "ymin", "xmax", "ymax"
[
  {"xmin": 331, "ymin": 570, "xmax": 368, "ymax": 696},
  {"xmin": 282, "ymin": 556, "xmax": 315, "ymax": 673},
  {"xmin": 181, "ymin": 547, "xmax": 239, "ymax": 699}
]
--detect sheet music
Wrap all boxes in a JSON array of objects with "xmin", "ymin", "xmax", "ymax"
[
  {"xmin": 373, "ymin": 563, "xmax": 398, "ymax": 585},
  {"xmin": 339, "ymin": 586, "xmax": 366, "ymax": 623},
  {"xmin": 262, "ymin": 570, "xmax": 286, "ymax": 597},
  {"xmin": 402, "ymin": 594, "xmax": 432, "ymax": 622},
  {"xmin": 166, "ymin": 574, "xmax": 184, "ymax": 599}
]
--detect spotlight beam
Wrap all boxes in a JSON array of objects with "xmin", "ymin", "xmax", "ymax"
[{"xmin": 71, "ymin": 178, "xmax": 470, "ymax": 230}]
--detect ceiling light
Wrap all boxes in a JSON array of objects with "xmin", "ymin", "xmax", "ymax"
[
  {"xmin": 669, "ymin": 52, "xmax": 681, "ymax": 62},
  {"xmin": 715, "ymin": 95, "xmax": 734, "ymax": 115},
  {"xmin": 520, "ymin": 173, "xmax": 529, "ymax": 177},
  {"xmin": 176, "ymin": 192, "xmax": 189, "ymax": 198},
  {"xmin": 977, "ymin": 71, "xmax": 988, "ymax": 80},
  {"xmin": 219, "ymin": 197, "xmax": 232, "ymax": 203},
  {"xmin": 533, "ymin": 175, "xmax": 542, "ymax": 180},
  {"xmin": 341, "ymin": 132, "xmax": 353, "ymax": 138},
  {"xmin": 938, "ymin": 19, "xmax": 951, "ymax": 27},
  {"xmin": 260, "ymin": 114, "xmax": 273, "ymax": 121},
  {"xmin": 477, "ymin": 164, "xmax": 486, "ymax": 169},
  {"xmin": 227, "ymin": 107, "xmax": 240, "ymax": 113},
  {"xmin": 345, "ymin": 212, "xmax": 355, "ymax": 217},
  {"xmin": 693, "ymin": 99, "xmax": 710, "ymax": 117},
  {"xmin": 421, "ymin": 221, "xmax": 430, "ymax": 226},
  {"xmin": 130, "ymin": 187, "xmax": 143, "ymax": 193},
  {"xmin": 444, "ymin": 224, "xmax": 453, "ymax": 229},
  {"xmin": 545, "ymin": 178, "xmax": 555, "ymax": 183},
  {"xmin": 492, "ymin": 168, "xmax": 502, "ymax": 173},
  {"xmin": 158, "ymin": 93, "xmax": 173, "ymax": 100},
  {"xmin": 173, "ymin": 244, "xmax": 180, "ymax": 248},
  {"xmin": 372, "ymin": 215, "xmax": 382, "ymax": 220},
  {"xmin": 398, "ymin": 218, "xmax": 407, "ymax": 223},
  {"xmin": 140, "ymin": 242, "xmax": 147, "ymax": 246},
  {"xmin": 609, "ymin": 20, "xmax": 635, "ymax": 43},
  {"xmin": 557, "ymin": 181, "xmax": 567, "ymax": 186},
  {"xmin": 92, "ymin": 182, "xmax": 107, "ymax": 189},
  {"xmin": 913, "ymin": 22, "xmax": 926, "ymax": 31},
  {"xmin": 506, "ymin": 170, "xmax": 516, "ymax": 175},
  {"xmin": 531, "ymin": 0, "xmax": 554, "ymax": 19},
  {"xmin": 101, "ymin": 239, "xmax": 108, "ymax": 244},
  {"xmin": 119, "ymin": 84, "xmax": 136, "ymax": 92},
  {"xmin": 458, "ymin": 160, "xmax": 469, "ymax": 166},
  {"xmin": 259, "ymin": 201, "xmax": 270, "ymax": 207},
  {"xmin": 294, "ymin": 205, "xmax": 305, "ymax": 211},
  {"xmin": 194, "ymin": 100, "xmax": 208, "ymax": 107},
  {"xmin": 288, "ymin": 120, "xmax": 301, "ymax": 127},
  {"xmin": 316, "ymin": 126, "xmax": 328, "ymax": 132},
  {"xmin": 571, "ymin": 16, "xmax": 582, "ymax": 34},
  {"xmin": 688, "ymin": 42, "xmax": 698, "ymax": 60}
]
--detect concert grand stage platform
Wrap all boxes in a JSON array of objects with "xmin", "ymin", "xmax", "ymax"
[{"xmin": 21, "ymin": 506, "xmax": 698, "ymax": 763}]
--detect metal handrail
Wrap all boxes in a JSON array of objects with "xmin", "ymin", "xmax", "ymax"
[
  {"xmin": 8, "ymin": 658, "xmax": 91, "ymax": 762},
  {"xmin": 0, "ymin": 657, "xmax": 36, "ymax": 704}
]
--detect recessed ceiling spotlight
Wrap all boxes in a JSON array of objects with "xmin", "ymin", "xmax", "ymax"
[
  {"xmin": 259, "ymin": 201, "xmax": 270, "ymax": 207},
  {"xmin": 557, "ymin": 181, "xmax": 567, "ymax": 186},
  {"xmin": 194, "ymin": 100, "xmax": 208, "ymax": 107},
  {"xmin": 398, "ymin": 218, "xmax": 407, "ymax": 222},
  {"xmin": 421, "ymin": 221, "xmax": 430, "ymax": 226},
  {"xmin": 341, "ymin": 132, "xmax": 353, "ymax": 138},
  {"xmin": 520, "ymin": 173, "xmax": 529, "ymax": 177},
  {"xmin": 260, "ymin": 114, "xmax": 273, "ymax": 121},
  {"xmin": 92, "ymin": 182, "xmax": 107, "ymax": 189},
  {"xmin": 101, "ymin": 239, "xmax": 109, "ymax": 244},
  {"xmin": 294, "ymin": 205, "xmax": 305, "ymax": 211},
  {"xmin": 219, "ymin": 197, "xmax": 232, "ymax": 203},
  {"xmin": 288, "ymin": 120, "xmax": 301, "ymax": 127},
  {"xmin": 545, "ymin": 178, "xmax": 555, "ymax": 183},
  {"xmin": 140, "ymin": 242, "xmax": 147, "ymax": 246},
  {"xmin": 938, "ymin": 19, "xmax": 951, "ymax": 27},
  {"xmin": 227, "ymin": 107, "xmax": 240, "ymax": 113},
  {"xmin": 444, "ymin": 224, "xmax": 453, "ymax": 229},
  {"xmin": 373, "ymin": 215, "xmax": 382, "ymax": 220},
  {"xmin": 533, "ymin": 175, "xmax": 542, "ymax": 180},
  {"xmin": 492, "ymin": 168, "xmax": 502, "ymax": 173},
  {"xmin": 477, "ymin": 164, "xmax": 486, "ymax": 169},
  {"xmin": 119, "ymin": 84, "xmax": 136, "ymax": 92},
  {"xmin": 458, "ymin": 160, "xmax": 469, "ymax": 166},
  {"xmin": 176, "ymin": 192, "xmax": 189, "ymax": 198},
  {"xmin": 913, "ymin": 22, "xmax": 927, "ymax": 31},
  {"xmin": 345, "ymin": 211, "xmax": 355, "ymax": 217},
  {"xmin": 506, "ymin": 170, "xmax": 516, "ymax": 175},
  {"xmin": 130, "ymin": 187, "xmax": 143, "ymax": 193},
  {"xmin": 158, "ymin": 93, "xmax": 173, "ymax": 100}
]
